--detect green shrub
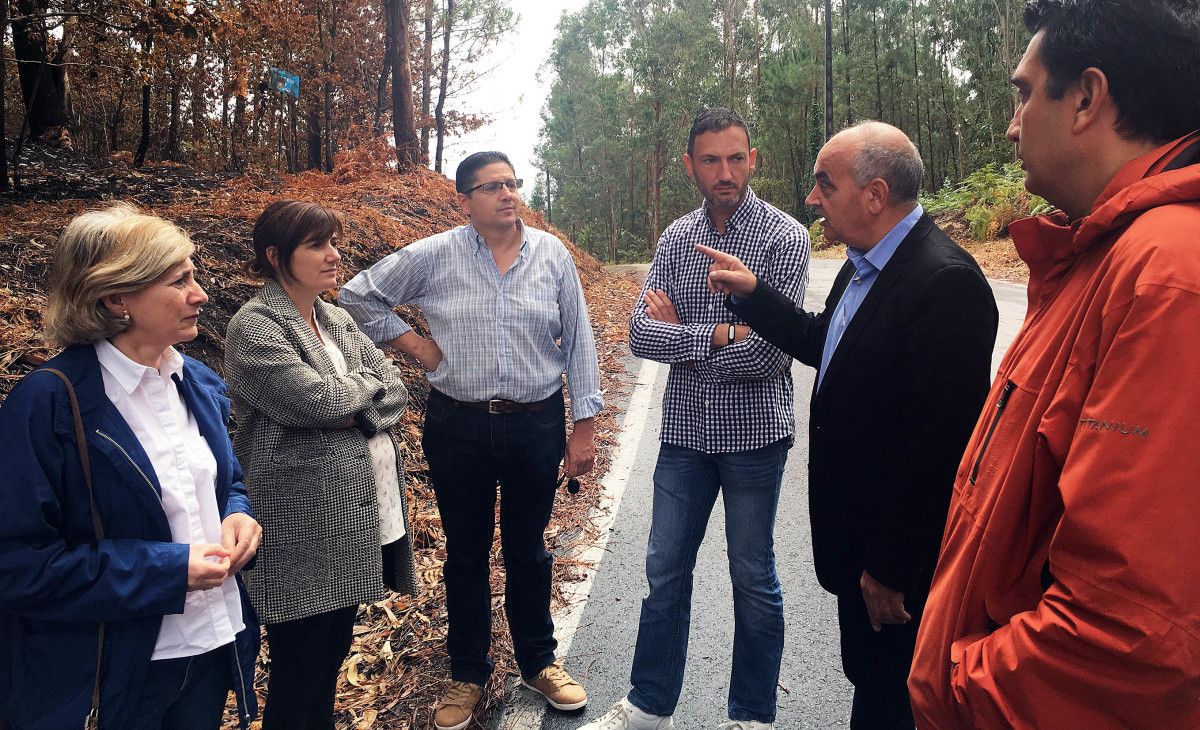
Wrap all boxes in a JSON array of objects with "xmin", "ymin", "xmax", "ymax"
[{"xmin": 922, "ymin": 162, "xmax": 1048, "ymax": 241}]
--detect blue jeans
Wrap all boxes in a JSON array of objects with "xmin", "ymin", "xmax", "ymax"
[{"xmin": 629, "ymin": 439, "xmax": 790, "ymax": 723}]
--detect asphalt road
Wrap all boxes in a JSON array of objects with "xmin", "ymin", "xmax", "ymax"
[{"xmin": 500, "ymin": 259, "xmax": 1027, "ymax": 730}]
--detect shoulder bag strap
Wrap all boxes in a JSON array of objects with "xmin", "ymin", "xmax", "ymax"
[{"xmin": 34, "ymin": 368, "xmax": 105, "ymax": 730}]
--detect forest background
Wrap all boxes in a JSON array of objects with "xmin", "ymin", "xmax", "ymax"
[{"xmin": 3, "ymin": 0, "xmax": 1042, "ymax": 264}]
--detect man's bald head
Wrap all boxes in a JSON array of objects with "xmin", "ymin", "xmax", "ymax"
[{"xmin": 829, "ymin": 121, "xmax": 925, "ymax": 205}]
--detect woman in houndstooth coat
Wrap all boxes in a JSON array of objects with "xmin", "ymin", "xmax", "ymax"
[{"xmin": 224, "ymin": 200, "xmax": 417, "ymax": 730}]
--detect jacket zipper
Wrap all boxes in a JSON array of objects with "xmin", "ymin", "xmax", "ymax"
[
  {"xmin": 969, "ymin": 380, "xmax": 1016, "ymax": 486},
  {"xmin": 99, "ymin": 429, "xmax": 253, "ymax": 725},
  {"xmin": 231, "ymin": 638, "xmax": 251, "ymax": 724},
  {"xmin": 95, "ymin": 430, "xmax": 162, "ymax": 504}
]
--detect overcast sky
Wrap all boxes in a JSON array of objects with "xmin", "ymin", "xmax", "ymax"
[{"xmin": 439, "ymin": 0, "xmax": 590, "ymax": 185}]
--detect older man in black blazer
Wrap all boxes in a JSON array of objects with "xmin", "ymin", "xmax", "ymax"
[{"xmin": 698, "ymin": 121, "xmax": 998, "ymax": 728}]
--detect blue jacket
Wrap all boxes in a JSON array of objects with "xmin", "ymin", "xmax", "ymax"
[{"xmin": 0, "ymin": 345, "xmax": 260, "ymax": 729}]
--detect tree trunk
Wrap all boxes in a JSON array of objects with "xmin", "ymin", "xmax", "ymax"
[
  {"xmin": 721, "ymin": 0, "xmax": 738, "ymax": 106},
  {"xmin": 1, "ymin": 0, "xmax": 9, "ymax": 191},
  {"xmin": 387, "ymin": 0, "xmax": 419, "ymax": 168},
  {"xmin": 650, "ymin": 99, "xmax": 662, "ymax": 249},
  {"xmin": 751, "ymin": 0, "xmax": 761, "ymax": 89},
  {"xmin": 376, "ymin": 0, "xmax": 394, "ymax": 138},
  {"xmin": 434, "ymin": 0, "xmax": 453, "ymax": 173},
  {"xmin": 133, "ymin": 82, "xmax": 152, "ymax": 167},
  {"xmin": 11, "ymin": 0, "xmax": 70, "ymax": 141},
  {"xmin": 166, "ymin": 82, "xmax": 181, "ymax": 162},
  {"xmin": 608, "ymin": 185, "xmax": 617, "ymax": 263},
  {"xmin": 871, "ymin": 3, "xmax": 882, "ymax": 120},
  {"xmin": 909, "ymin": 0, "xmax": 921, "ymax": 184},
  {"xmin": 421, "ymin": 0, "xmax": 433, "ymax": 161},
  {"xmin": 823, "ymin": 0, "xmax": 833, "ymax": 140},
  {"xmin": 317, "ymin": 0, "xmax": 339, "ymax": 172},
  {"xmin": 841, "ymin": 0, "xmax": 852, "ymax": 126},
  {"xmin": 133, "ymin": 6, "xmax": 155, "ymax": 168},
  {"xmin": 230, "ymin": 61, "xmax": 247, "ymax": 171},
  {"xmin": 307, "ymin": 103, "xmax": 322, "ymax": 169}
]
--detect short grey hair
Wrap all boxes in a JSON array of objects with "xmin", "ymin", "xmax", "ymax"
[{"xmin": 848, "ymin": 124, "xmax": 925, "ymax": 204}]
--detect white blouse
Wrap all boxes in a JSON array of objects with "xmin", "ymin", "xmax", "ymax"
[
  {"xmin": 95, "ymin": 340, "xmax": 243, "ymax": 660},
  {"xmin": 313, "ymin": 315, "xmax": 407, "ymax": 545}
]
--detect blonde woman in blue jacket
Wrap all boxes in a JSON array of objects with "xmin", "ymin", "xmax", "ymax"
[{"xmin": 0, "ymin": 205, "xmax": 261, "ymax": 729}]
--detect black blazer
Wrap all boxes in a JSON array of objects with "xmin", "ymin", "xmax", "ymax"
[{"xmin": 729, "ymin": 214, "xmax": 998, "ymax": 600}]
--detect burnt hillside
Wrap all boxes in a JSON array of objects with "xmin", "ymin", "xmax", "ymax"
[{"xmin": 0, "ymin": 142, "xmax": 639, "ymax": 729}]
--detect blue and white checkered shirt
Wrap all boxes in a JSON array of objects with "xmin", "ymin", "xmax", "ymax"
[
  {"xmin": 339, "ymin": 222, "xmax": 603, "ymax": 421},
  {"xmin": 630, "ymin": 188, "xmax": 810, "ymax": 453}
]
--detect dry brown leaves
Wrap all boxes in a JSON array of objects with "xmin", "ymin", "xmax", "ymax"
[{"xmin": 0, "ymin": 148, "xmax": 643, "ymax": 729}]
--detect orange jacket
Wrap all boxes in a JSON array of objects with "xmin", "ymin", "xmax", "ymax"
[{"xmin": 910, "ymin": 133, "xmax": 1200, "ymax": 728}]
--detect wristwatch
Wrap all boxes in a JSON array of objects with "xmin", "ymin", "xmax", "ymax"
[{"xmin": 727, "ymin": 323, "xmax": 736, "ymax": 346}]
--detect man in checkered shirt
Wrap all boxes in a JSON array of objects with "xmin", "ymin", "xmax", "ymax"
[{"xmin": 582, "ymin": 108, "xmax": 809, "ymax": 730}]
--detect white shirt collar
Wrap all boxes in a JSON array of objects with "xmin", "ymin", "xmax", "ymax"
[{"xmin": 95, "ymin": 339, "xmax": 184, "ymax": 395}]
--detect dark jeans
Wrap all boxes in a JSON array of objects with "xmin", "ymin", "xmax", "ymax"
[
  {"xmin": 837, "ymin": 593, "xmax": 919, "ymax": 730},
  {"xmin": 127, "ymin": 645, "xmax": 231, "ymax": 730},
  {"xmin": 422, "ymin": 388, "xmax": 567, "ymax": 685},
  {"xmin": 262, "ymin": 604, "xmax": 358, "ymax": 730}
]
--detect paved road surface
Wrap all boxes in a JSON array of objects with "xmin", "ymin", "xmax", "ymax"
[{"xmin": 499, "ymin": 259, "xmax": 1027, "ymax": 730}]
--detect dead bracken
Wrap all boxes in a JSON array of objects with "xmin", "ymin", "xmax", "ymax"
[{"xmin": 0, "ymin": 142, "xmax": 643, "ymax": 729}]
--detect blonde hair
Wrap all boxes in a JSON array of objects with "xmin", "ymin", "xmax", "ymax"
[{"xmin": 44, "ymin": 204, "xmax": 195, "ymax": 347}]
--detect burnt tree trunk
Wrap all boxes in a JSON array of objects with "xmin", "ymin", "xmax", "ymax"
[
  {"xmin": 375, "ymin": 3, "xmax": 394, "ymax": 138},
  {"xmin": 11, "ymin": 0, "xmax": 70, "ymax": 141},
  {"xmin": 133, "ymin": 13, "xmax": 155, "ymax": 169},
  {"xmin": 434, "ymin": 0, "xmax": 453, "ymax": 173},
  {"xmin": 420, "ymin": 0, "xmax": 433, "ymax": 161},
  {"xmin": 1, "ymin": 0, "xmax": 9, "ymax": 191},
  {"xmin": 307, "ymin": 103, "xmax": 322, "ymax": 170},
  {"xmin": 166, "ymin": 81, "xmax": 181, "ymax": 161},
  {"xmin": 387, "ymin": 0, "xmax": 419, "ymax": 168},
  {"xmin": 133, "ymin": 83, "xmax": 152, "ymax": 167}
]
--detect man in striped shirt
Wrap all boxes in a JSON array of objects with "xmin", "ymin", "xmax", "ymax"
[{"xmin": 582, "ymin": 108, "xmax": 810, "ymax": 730}]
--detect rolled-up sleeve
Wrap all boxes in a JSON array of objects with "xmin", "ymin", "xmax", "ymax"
[
  {"xmin": 558, "ymin": 251, "xmax": 603, "ymax": 421},
  {"xmin": 339, "ymin": 244, "xmax": 428, "ymax": 345}
]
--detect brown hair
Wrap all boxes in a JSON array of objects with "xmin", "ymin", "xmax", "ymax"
[
  {"xmin": 44, "ymin": 203, "xmax": 194, "ymax": 346},
  {"xmin": 250, "ymin": 200, "xmax": 345, "ymax": 281}
]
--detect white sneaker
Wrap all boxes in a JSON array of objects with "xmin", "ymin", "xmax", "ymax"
[
  {"xmin": 718, "ymin": 721, "xmax": 773, "ymax": 730},
  {"xmin": 578, "ymin": 697, "xmax": 674, "ymax": 730}
]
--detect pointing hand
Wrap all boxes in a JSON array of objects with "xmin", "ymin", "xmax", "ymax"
[{"xmin": 695, "ymin": 244, "xmax": 758, "ymax": 298}]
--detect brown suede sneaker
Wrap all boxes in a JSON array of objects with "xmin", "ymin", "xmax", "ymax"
[
  {"xmin": 433, "ymin": 680, "xmax": 484, "ymax": 730},
  {"xmin": 520, "ymin": 660, "xmax": 588, "ymax": 710}
]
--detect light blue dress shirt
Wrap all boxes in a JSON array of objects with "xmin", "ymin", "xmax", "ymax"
[
  {"xmin": 816, "ymin": 204, "xmax": 924, "ymax": 390},
  {"xmin": 338, "ymin": 222, "xmax": 603, "ymax": 421}
]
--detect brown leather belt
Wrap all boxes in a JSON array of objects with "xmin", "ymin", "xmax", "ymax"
[
  {"xmin": 433, "ymin": 389, "xmax": 554, "ymax": 414},
  {"xmin": 463, "ymin": 398, "xmax": 546, "ymax": 414}
]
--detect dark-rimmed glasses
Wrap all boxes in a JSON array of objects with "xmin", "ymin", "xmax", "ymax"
[{"xmin": 464, "ymin": 178, "xmax": 523, "ymax": 195}]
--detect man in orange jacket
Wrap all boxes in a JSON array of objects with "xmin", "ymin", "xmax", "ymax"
[{"xmin": 909, "ymin": 1, "xmax": 1200, "ymax": 727}]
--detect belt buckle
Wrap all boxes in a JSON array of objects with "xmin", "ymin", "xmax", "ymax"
[{"xmin": 487, "ymin": 399, "xmax": 505, "ymax": 414}]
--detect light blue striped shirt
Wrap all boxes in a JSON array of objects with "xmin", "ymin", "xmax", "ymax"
[
  {"xmin": 339, "ymin": 223, "xmax": 603, "ymax": 421},
  {"xmin": 817, "ymin": 204, "xmax": 923, "ymax": 389}
]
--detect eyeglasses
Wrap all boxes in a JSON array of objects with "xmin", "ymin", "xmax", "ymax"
[{"xmin": 465, "ymin": 178, "xmax": 523, "ymax": 195}]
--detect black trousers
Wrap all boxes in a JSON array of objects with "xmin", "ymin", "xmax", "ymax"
[
  {"xmin": 128, "ymin": 645, "xmax": 231, "ymax": 730},
  {"xmin": 422, "ymin": 388, "xmax": 566, "ymax": 685},
  {"xmin": 837, "ymin": 593, "xmax": 920, "ymax": 730},
  {"xmin": 261, "ymin": 604, "xmax": 358, "ymax": 730}
]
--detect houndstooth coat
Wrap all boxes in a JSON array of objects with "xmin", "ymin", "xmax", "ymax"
[{"xmin": 224, "ymin": 280, "xmax": 417, "ymax": 625}]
